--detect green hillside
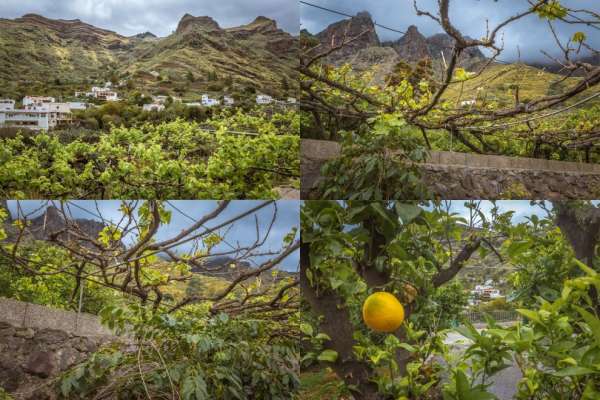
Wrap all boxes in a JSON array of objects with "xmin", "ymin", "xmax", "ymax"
[
  {"xmin": 0, "ymin": 13, "xmax": 298, "ymax": 101},
  {"xmin": 442, "ymin": 62, "xmax": 594, "ymax": 107}
]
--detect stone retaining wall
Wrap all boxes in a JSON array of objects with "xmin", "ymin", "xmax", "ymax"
[
  {"xmin": 0, "ymin": 298, "xmax": 117, "ymax": 400},
  {"xmin": 301, "ymin": 139, "xmax": 600, "ymax": 199}
]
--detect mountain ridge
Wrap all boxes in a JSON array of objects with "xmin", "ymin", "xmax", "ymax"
[
  {"xmin": 306, "ymin": 12, "xmax": 485, "ymax": 68},
  {"xmin": 0, "ymin": 13, "xmax": 298, "ymax": 99}
]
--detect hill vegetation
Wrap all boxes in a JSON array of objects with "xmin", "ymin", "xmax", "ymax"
[{"xmin": 0, "ymin": 13, "xmax": 298, "ymax": 101}]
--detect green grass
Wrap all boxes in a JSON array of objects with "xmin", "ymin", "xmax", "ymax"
[{"xmin": 298, "ymin": 369, "xmax": 348, "ymax": 400}]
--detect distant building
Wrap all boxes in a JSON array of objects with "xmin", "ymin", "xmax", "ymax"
[
  {"xmin": 151, "ymin": 95, "xmax": 181, "ymax": 104},
  {"xmin": 89, "ymin": 87, "xmax": 119, "ymax": 101},
  {"xmin": 75, "ymin": 83, "xmax": 119, "ymax": 101},
  {"xmin": 143, "ymin": 103, "xmax": 165, "ymax": 112},
  {"xmin": 0, "ymin": 98, "xmax": 73, "ymax": 131},
  {"xmin": 152, "ymin": 95, "xmax": 169, "ymax": 104},
  {"xmin": 256, "ymin": 94, "xmax": 273, "ymax": 105},
  {"xmin": 471, "ymin": 281, "xmax": 502, "ymax": 301},
  {"xmin": 201, "ymin": 94, "xmax": 220, "ymax": 107},
  {"xmin": 223, "ymin": 96, "xmax": 235, "ymax": 106},
  {"xmin": 0, "ymin": 99, "xmax": 15, "ymax": 111},
  {"xmin": 460, "ymin": 99, "xmax": 476, "ymax": 107},
  {"xmin": 287, "ymin": 97, "xmax": 297, "ymax": 104},
  {"xmin": 23, "ymin": 96, "xmax": 56, "ymax": 107}
]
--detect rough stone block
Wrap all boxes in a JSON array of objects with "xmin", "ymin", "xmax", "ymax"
[
  {"xmin": 75, "ymin": 313, "xmax": 112, "ymax": 337},
  {"xmin": 0, "ymin": 297, "xmax": 28, "ymax": 327},
  {"xmin": 23, "ymin": 303, "xmax": 76, "ymax": 333}
]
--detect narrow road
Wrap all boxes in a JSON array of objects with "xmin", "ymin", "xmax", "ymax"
[{"xmin": 444, "ymin": 322, "xmax": 522, "ymax": 400}]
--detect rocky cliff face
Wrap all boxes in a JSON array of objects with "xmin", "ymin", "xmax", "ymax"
[
  {"xmin": 175, "ymin": 14, "xmax": 222, "ymax": 34},
  {"xmin": 226, "ymin": 16, "xmax": 297, "ymax": 57},
  {"xmin": 28, "ymin": 206, "xmax": 105, "ymax": 242},
  {"xmin": 392, "ymin": 25, "xmax": 430, "ymax": 62},
  {"xmin": 2, "ymin": 205, "xmax": 116, "ymax": 249},
  {"xmin": 310, "ymin": 12, "xmax": 485, "ymax": 68},
  {"xmin": 313, "ymin": 11, "xmax": 380, "ymax": 63},
  {"xmin": 15, "ymin": 13, "xmax": 131, "ymax": 48},
  {"xmin": 425, "ymin": 33, "xmax": 485, "ymax": 66}
]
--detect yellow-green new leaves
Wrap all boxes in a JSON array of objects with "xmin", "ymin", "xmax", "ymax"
[
  {"xmin": 535, "ymin": 0, "xmax": 568, "ymax": 20},
  {"xmin": 573, "ymin": 32, "xmax": 587, "ymax": 43},
  {"xmin": 98, "ymin": 226, "xmax": 122, "ymax": 247},
  {"xmin": 0, "ymin": 111, "xmax": 299, "ymax": 199},
  {"xmin": 454, "ymin": 68, "xmax": 476, "ymax": 82}
]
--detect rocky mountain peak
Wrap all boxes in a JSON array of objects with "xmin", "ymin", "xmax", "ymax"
[
  {"xmin": 314, "ymin": 11, "xmax": 380, "ymax": 63},
  {"xmin": 406, "ymin": 25, "xmax": 420, "ymax": 35},
  {"xmin": 392, "ymin": 25, "xmax": 431, "ymax": 62},
  {"xmin": 176, "ymin": 14, "xmax": 221, "ymax": 35},
  {"xmin": 133, "ymin": 31, "xmax": 157, "ymax": 40},
  {"xmin": 252, "ymin": 16, "xmax": 277, "ymax": 26},
  {"xmin": 228, "ymin": 16, "xmax": 279, "ymax": 36},
  {"xmin": 426, "ymin": 33, "xmax": 485, "ymax": 64}
]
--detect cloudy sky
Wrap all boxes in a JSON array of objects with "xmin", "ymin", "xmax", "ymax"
[
  {"xmin": 301, "ymin": 0, "xmax": 600, "ymax": 62},
  {"xmin": 446, "ymin": 200, "xmax": 547, "ymax": 224},
  {"xmin": 6, "ymin": 200, "xmax": 300, "ymax": 271},
  {"xmin": 0, "ymin": 0, "xmax": 299, "ymax": 36}
]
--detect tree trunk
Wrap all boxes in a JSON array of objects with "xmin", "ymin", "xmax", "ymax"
[
  {"xmin": 554, "ymin": 202, "xmax": 600, "ymax": 313},
  {"xmin": 300, "ymin": 243, "xmax": 382, "ymax": 399}
]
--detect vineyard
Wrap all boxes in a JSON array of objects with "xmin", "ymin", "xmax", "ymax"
[
  {"xmin": 0, "ymin": 110, "xmax": 299, "ymax": 199},
  {"xmin": 300, "ymin": 0, "xmax": 600, "ymax": 200}
]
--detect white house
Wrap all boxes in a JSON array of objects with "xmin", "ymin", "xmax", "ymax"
[
  {"xmin": 143, "ymin": 103, "xmax": 165, "ymax": 112},
  {"xmin": 0, "ymin": 99, "xmax": 15, "ymax": 111},
  {"xmin": 471, "ymin": 281, "xmax": 502, "ymax": 301},
  {"xmin": 287, "ymin": 97, "xmax": 297, "ymax": 104},
  {"xmin": 0, "ymin": 99, "xmax": 73, "ymax": 131},
  {"xmin": 75, "ymin": 84, "xmax": 119, "ymax": 101},
  {"xmin": 256, "ymin": 94, "xmax": 273, "ymax": 105},
  {"xmin": 460, "ymin": 99, "xmax": 476, "ymax": 107},
  {"xmin": 201, "ymin": 94, "xmax": 220, "ymax": 107},
  {"xmin": 223, "ymin": 96, "xmax": 235, "ymax": 106},
  {"xmin": 89, "ymin": 86, "xmax": 119, "ymax": 101},
  {"xmin": 23, "ymin": 96, "xmax": 56, "ymax": 107},
  {"xmin": 152, "ymin": 95, "xmax": 169, "ymax": 104}
]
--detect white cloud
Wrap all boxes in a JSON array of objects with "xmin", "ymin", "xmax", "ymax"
[{"xmin": 0, "ymin": 0, "xmax": 299, "ymax": 36}]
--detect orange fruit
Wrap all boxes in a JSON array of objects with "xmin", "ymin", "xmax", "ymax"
[{"xmin": 362, "ymin": 292, "xmax": 405, "ymax": 333}]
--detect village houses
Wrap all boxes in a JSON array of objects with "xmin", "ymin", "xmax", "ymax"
[
  {"xmin": 75, "ymin": 83, "xmax": 119, "ymax": 101},
  {"xmin": 201, "ymin": 94, "xmax": 220, "ymax": 107},
  {"xmin": 0, "ymin": 97, "xmax": 73, "ymax": 131},
  {"xmin": 256, "ymin": 94, "xmax": 273, "ymax": 105}
]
